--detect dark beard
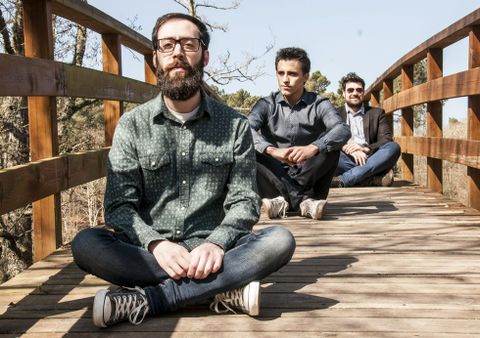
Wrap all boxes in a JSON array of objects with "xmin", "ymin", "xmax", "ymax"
[{"xmin": 156, "ymin": 59, "xmax": 203, "ymax": 101}]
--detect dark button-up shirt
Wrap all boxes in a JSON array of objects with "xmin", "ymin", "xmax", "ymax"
[
  {"xmin": 104, "ymin": 93, "xmax": 260, "ymax": 251},
  {"xmin": 248, "ymin": 91, "xmax": 351, "ymax": 153}
]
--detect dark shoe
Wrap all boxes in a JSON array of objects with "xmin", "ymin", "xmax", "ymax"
[
  {"xmin": 93, "ymin": 286, "xmax": 149, "ymax": 328},
  {"xmin": 370, "ymin": 169, "xmax": 394, "ymax": 187},
  {"xmin": 209, "ymin": 281, "xmax": 260, "ymax": 316},
  {"xmin": 299, "ymin": 198, "xmax": 327, "ymax": 220},
  {"xmin": 261, "ymin": 196, "xmax": 288, "ymax": 219},
  {"xmin": 330, "ymin": 176, "xmax": 345, "ymax": 188}
]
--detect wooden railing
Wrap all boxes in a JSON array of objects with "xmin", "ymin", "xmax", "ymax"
[
  {"xmin": 0, "ymin": 0, "xmax": 159, "ymax": 261},
  {"xmin": 365, "ymin": 8, "xmax": 480, "ymax": 211}
]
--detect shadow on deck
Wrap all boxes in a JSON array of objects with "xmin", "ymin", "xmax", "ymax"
[{"xmin": 1, "ymin": 184, "xmax": 480, "ymax": 336}]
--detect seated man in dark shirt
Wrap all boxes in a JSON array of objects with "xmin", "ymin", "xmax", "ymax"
[
  {"xmin": 249, "ymin": 47, "xmax": 351, "ymax": 220},
  {"xmin": 335, "ymin": 72, "xmax": 401, "ymax": 187}
]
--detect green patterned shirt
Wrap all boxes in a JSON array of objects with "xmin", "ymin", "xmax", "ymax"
[{"xmin": 104, "ymin": 93, "xmax": 260, "ymax": 251}]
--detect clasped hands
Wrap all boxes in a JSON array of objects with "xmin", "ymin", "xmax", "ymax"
[
  {"xmin": 266, "ymin": 144, "xmax": 319, "ymax": 165},
  {"xmin": 148, "ymin": 240, "xmax": 224, "ymax": 280},
  {"xmin": 342, "ymin": 143, "xmax": 371, "ymax": 166}
]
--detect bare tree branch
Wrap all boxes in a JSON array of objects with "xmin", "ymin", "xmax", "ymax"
[
  {"xmin": 195, "ymin": 0, "xmax": 240, "ymax": 11},
  {"xmin": 0, "ymin": 6, "xmax": 14, "ymax": 54}
]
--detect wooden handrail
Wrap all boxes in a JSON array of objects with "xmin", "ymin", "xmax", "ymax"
[
  {"xmin": 51, "ymin": 0, "xmax": 152, "ymax": 54},
  {"xmin": 0, "ymin": 149, "xmax": 109, "ymax": 215},
  {"xmin": 365, "ymin": 8, "xmax": 480, "ymax": 210},
  {"xmin": 366, "ymin": 8, "xmax": 480, "ymax": 94},
  {"xmin": 0, "ymin": 54, "xmax": 158, "ymax": 101}
]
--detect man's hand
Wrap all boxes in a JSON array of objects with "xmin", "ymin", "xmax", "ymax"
[
  {"xmin": 187, "ymin": 242, "xmax": 224, "ymax": 280},
  {"xmin": 265, "ymin": 147, "xmax": 295, "ymax": 165},
  {"xmin": 342, "ymin": 143, "xmax": 371, "ymax": 155},
  {"xmin": 350, "ymin": 150, "xmax": 368, "ymax": 166},
  {"xmin": 149, "ymin": 240, "xmax": 191, "ymax": 280},
  {"xmin": 287, "ymin": 145, "xmax": 319, "ymax": 164}
]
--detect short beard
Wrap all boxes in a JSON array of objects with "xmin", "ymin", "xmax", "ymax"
[{"xmin": 156, "ymin": 59, "xmax": 204, "ymax": 101}]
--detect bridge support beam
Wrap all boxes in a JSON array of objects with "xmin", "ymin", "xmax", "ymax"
[
  {"xmin": 400, "ymin": 65, "xmax": 414, "ymax": 182},
  {"xmin": 102, "ymin": 34, "xmax": 123, "ymax": 146},
  {"xmin": 426, "ymin": 49, "xmax": 443, "ymax": 193},
  {"xmin": 468, "ymin": 25, "xmax": 480, "ymax": 210},
  {"xmin": 23, "ymin": 0, "xmax": 62, "ymax": 261}
]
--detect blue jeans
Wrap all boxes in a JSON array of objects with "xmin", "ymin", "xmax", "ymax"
[
  {"xmin": 336, "ymin": 141, "xmax": 401, "ymax": 187},
  {"xmin": 71, "ymin": 226, "xmax": 295, "ymax": 315}
]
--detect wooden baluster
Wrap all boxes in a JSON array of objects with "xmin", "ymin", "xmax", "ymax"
[
  {"xmin": 144, "ymin": 53, "xmax": 157, "ymax": 85},
  {"xmin": 468, "ymin": 25, "xmax": 480, "ymax": 210},
  {"xmin": 426, "ymin": 49, "xmax": 443, "ymax": 193},
  {"xmin": 382, "ymin": 79, "xmax": 394, "ymax": 133},
  {"xmin": 102, "ymin": 34, "xmax": 123, "ymax": 146},
  {"xmin": 370, "ymin": 90, "xmax": 381, "ymax": 108},
  {"xmin": 401, "ymin": 65, "xmax": 414, "ymax": 182},
  {"xmin": 23, "ymin": 0, "xmax": 61, "ymax": 261}
]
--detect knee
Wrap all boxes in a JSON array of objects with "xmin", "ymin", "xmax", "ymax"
[
  {"xmin": 264, "ymin": 226, "xmax": 296, "ymax": 261},
  {"xmin": 390, "ymin": 142, "xmax": 401, "ymax": 158},
  {"xmin": 71, "ymin": 228, "xmax": 107, "ymax": 266}
]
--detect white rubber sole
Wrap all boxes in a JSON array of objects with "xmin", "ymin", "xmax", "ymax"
[
  {"xmin": 246, "ymin": 281, "xmax": 260, "ymax": 316},
  {"xmin": 93, "ymin": 289, "xmax": 109, "ymax": 328}
]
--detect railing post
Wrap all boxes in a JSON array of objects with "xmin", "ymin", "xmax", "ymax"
[
  {"xmin": 102, "ymin": 34, "xmax": 123, "ymax": 146},
  {"xmin": 400, "ymin": 65, "xmax": 414, "ymax": 181},
  {"xmin": 468, "ymin": 25, "xmax": 480, "ymax": 210},
  {"xmin": 382, "ymin": 79, "xmax": 394, "ymax": 132},
  {"xmin": 426, "ymin": 49, "xmax": 443, "ymax": 193},
  {"xmin": 23, "ymin": 0, "xmax": 62, "ymax": 261},
  {"xmin": 144, "ymin": 53, "xmax": 157, "ymax": 85},
  {"xmin": 370, "ymin": 90, "xmax": 381, "ymax": 108}
]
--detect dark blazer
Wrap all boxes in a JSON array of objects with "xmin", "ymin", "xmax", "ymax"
[{"xmin": 337, "ymin": 105, "xmax": 393, "ymax": 153}]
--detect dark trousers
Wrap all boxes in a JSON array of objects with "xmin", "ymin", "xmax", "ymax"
[{"xmin": 256, "ymin": 150, "xmax": 340, "ymax": 211}]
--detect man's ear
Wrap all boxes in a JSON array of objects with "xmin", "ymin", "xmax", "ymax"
[
  {"xmin": 203, "ymin": 49, "xmax": 209, "ymax": 66},
  {"xmin": 303, "ymin": 72, "xmax": 309, "ymax": 84},
  {"xmin": 152, "ymin": 51, "xmax": 158, "ymax": 69}
]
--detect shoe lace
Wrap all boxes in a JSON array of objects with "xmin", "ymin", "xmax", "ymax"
[
  {"xmin": 209, "ymin": 288, "xmax": 244, "ymax": 314},
  {"xmin": 272, "ymin": 197, "xmax": 288, "ymax": 218},
  {"xmin": 111, "ymin": 287, "xmax": 149, "ymax": 325}
]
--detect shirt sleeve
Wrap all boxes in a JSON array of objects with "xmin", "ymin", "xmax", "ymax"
[
  {"xmin": 248, "ymin": 97, "xmax": 275, "ymax": 153},
  {"xmin": 206, "ymin": 118, "xmax": 260, "ymax": 250},
  {"xmin": 104, "ymin": 117, "xmax": 165, "ymax": 249},
  {"xmin": 312, "ymin": 99, "xmax": 351, "ymax": 152}
]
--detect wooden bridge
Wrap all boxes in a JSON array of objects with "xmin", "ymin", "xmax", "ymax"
[{"xmin": 1, "ymin": 0, "xmax": 480, "ymax": 336}]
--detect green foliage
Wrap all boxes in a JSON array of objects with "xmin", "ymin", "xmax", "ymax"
[
  {"xmin": 209, "ymin": 85, "xmax": 261, "ymax": 114},
  {"xmin": 305, "ymin": 71, "xmax": 330, "ymax": 94}
]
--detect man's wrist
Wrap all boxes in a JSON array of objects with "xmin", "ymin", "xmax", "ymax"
[
  {"xmin": 148, "ymin": 239, "xmax": 165, "ymax": 253},
  {"xmin": 265, "ymin": 146, "xmax": 276, "ymax": 155}
]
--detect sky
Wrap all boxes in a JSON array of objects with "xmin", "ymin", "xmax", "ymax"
[{"xmin": 88, "ymin": 0, "xmax": 480, "ymax": 123}]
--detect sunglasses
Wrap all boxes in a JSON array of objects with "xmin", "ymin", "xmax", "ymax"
[{"xmin": 346, "ymin": 87, "xmax": 364, "ymax": 94}]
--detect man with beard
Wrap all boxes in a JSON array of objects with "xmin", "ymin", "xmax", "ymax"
[
  {"xmin": 71, "ymin": 13, "xmax": 295, "ymax": 328},
  {"xmin": 334, "ymin": 72, "xmax": 401, "ymax": 187}
]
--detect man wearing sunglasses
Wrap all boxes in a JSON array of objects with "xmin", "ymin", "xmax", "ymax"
[
  {"xmin": 71, "ymin": 13, "xmax": 295, "ymax": 328},
  {"xmin": 335, "ymin": 72, "xmax": 401, "ymax": 187},
  {"xmin": 249, "ymin": 47, "xmax": 351, "ymax": 220}
]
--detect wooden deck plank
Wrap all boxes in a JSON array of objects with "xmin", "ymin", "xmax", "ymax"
[{"xmin": 1, "ymin": 184, "xmax": 480, "ymax": 335}]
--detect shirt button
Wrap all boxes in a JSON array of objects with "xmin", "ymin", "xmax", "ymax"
[
  {"xmin": 215, "ymin": 158, "xmax": 219, "ymax": 162},
  {"xmin": 182, "ymin": 126, "xmax": 187, "ymax": 129},
  {"xmin": 181, "ymin": 206, "xmax": 185, "ymax": 210},
  {"xmin": 181, "ymin": 152, "xmax": 186, "ymax": 156},
  {"xmin": 151, "ymin": 161, "xmax": 156, "ymax": 166},
  {"xmin": 182, "ymin": 180, "xmax": 186, "ymax": 184},
  {"xmin": 176, "ymin": 230, "xmax": 181, "ymax": 235}
]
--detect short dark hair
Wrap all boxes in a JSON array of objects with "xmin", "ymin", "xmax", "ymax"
[
  {"xmin": 275, "ymin": 47, "xmax": 311, "ymax": 74},
  {"xmin": 340, "ymin": 72, "xmax": 365, "ymax": 90},
  {"xmin": 151, "ymin": 13, "xmax": 210, "ymax": 50}
]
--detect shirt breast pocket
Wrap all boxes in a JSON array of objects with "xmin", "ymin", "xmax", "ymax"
[
  {"xmin": 199, "ymin": 152, "xmax": 233, "ymax": 189},
  {"xmin": 139, "ymin": 153, "xmax": 172, "ymax": 197}
]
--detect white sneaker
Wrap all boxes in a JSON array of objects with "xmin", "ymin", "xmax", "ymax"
[
  {"xmin": 261, "ymin": 196, "xmax": 288, "ymax": 219},
  {"xmin": 93, "ymin": 286, "xmax": 149, "ymax": 328},
  {"xmin": 300, "ymin": 198, "xmax": 327, "ymax": 220},
  {"xmin": 209, "ymin": 281, "xmax": 260, "ymax": 316}
]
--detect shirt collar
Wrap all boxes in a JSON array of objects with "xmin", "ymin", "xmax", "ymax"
[
  {"xmin": 153, "ymin": 90, "xmax": 213, "ymax": 123},
  {"xmin": 275, "ymin": 90, "xmax": 309, "ymax": 107},
  {"xmin": 345, "ymin": 103, "xmax": 365, "ymax": 116}
]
